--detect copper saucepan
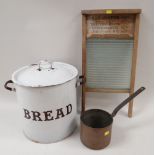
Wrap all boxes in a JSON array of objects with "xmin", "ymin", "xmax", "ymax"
[{"xmin": 80, "ymin": 87, "xmax": 145, "ymax": 150}]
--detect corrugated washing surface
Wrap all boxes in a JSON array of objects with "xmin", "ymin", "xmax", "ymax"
[{"xmin": 86, "ymin": 38, "xmax": 134, "ymax": 89}]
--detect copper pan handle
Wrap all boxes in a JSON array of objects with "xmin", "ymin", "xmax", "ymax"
[{"xmin": 111, "ymin": 87, "xmax": 145, "ymax": 117}]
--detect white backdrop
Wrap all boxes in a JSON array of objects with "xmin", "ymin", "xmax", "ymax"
[{"xmin": 0, "ymin": 0, "xmax": 153, "ymax": 155}]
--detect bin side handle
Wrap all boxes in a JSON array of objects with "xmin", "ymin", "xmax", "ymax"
[{"xmin": 4, "ymin": 80, "xmax": 16, "ymax": 92}]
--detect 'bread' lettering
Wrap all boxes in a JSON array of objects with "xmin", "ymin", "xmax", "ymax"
[{"xmin": 23, "ymin": 104, "xmax": 73, "ymax": 121}]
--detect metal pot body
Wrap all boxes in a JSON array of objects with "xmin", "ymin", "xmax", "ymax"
[
  {"xmin": 80, "ymin": 121, "xmax": 112, "ymax": 150},
  {"xmin": 80, "ymin": 109, "xmax": 113, "ymax": 150},
  {"xmin": 15, "ymin": 78, "xmax": 77, "ymax": 143}
]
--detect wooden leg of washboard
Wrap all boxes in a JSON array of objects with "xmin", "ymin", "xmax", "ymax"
[
  {"xmin": 128, "ymin": 93, "xmax": 134, "ymax": 117},
  {"xmin": 82, "ymin": 86, "xmax": 85, "ymax": 113}
]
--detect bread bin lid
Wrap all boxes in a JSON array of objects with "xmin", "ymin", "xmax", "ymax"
[{"xmin": 12, "ymin": 60, "xmax": 78, "ymax": 87}]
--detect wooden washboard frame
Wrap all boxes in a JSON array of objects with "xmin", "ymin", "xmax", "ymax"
[{"xmin": 81, "ymin": 9, "xmax": 141, "ymax": 117}]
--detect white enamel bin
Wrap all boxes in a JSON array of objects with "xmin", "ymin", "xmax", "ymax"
[{"xmin": 4, "ymin": 60, "xmax": 80, "ymax": 143}]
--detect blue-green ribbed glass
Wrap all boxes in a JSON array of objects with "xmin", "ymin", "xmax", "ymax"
[{"xmin": 86, "ymin": 38, "xmax": 134, "ymax": 89}]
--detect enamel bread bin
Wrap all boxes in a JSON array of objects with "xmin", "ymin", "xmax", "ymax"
[{"xmin": 4, "ymin": 60, "xmax": 78, "ymax": 143}]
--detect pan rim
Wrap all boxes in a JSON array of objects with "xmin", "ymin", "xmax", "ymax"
[{"xmin": 80, "ymin": 109, "xmax": 113, "ymax": 128}]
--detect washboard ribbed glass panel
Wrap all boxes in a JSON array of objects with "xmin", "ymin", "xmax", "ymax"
[{"xmin": 86, "ymin": 39, "xmax": 134, "ymax": 89}]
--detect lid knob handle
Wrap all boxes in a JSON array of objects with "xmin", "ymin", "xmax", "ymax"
[{"xmin": 37, "ymin": 60, "xmax": 54, "ymax": 71}]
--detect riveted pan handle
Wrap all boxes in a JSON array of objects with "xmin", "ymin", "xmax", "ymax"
[
  {"xmin": 111, "ymin": 87, "xmax": 145, "ymax": 117},
  {"xmin": 4, "ymin": 80, "xmax": 16, "ymax": 92}
]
